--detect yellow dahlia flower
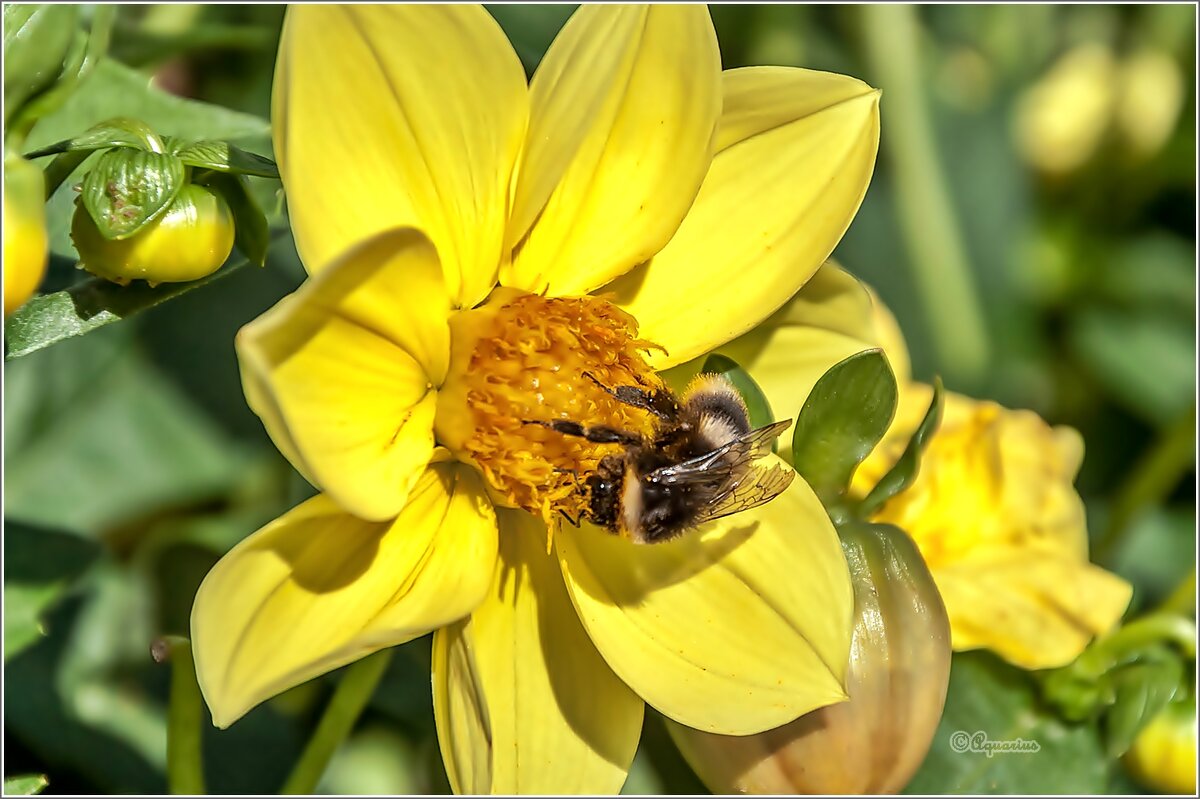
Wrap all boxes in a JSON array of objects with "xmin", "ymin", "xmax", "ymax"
[
  {"xmin": 851, "ymin": 383, "xmax": 1133, "ymax": 670},
  {"xmin": 723, "ymin": 268, "xmax": 1132, "ymax": 672},
  {"xmin": 191, "ymin": 5, "xmax": 881, "ymax": 793}
]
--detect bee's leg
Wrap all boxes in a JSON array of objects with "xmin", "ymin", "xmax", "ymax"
[
  {"xmin": 557, "ymin": 509, "xmax": 582, "ymax": 528},
  {"xmin": 581, "ymin": 371, "xmax": 679, "ymax": 420},
  {"xmin": 523, "ymin": 419, "xmax": 644, "ymax": 447},
  {"xmin": 553, "ymin": 466, "xmax": 584, "ymax": 490}
]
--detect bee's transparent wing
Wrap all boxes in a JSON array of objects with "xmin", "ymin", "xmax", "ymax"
[
  {"xmin": 689, "ymin": 459, "xmax": 796, "ymax": 525},
  {"xmin": 652, "ymin": 419, "xmax": 795, "ymax": 524}
]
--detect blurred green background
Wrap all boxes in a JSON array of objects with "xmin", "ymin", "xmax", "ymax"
[{"xmin": 3, "ymin": 4, "xmax": 1195, "ymax": 794}]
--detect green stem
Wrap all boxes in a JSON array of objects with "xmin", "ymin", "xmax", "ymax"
[
  {"xmin": 1074, "ymin": 614, "xmax": 1197, "ymax": 679},
  {"xmin": 280, "ymin": 649, "xmax": 393, "ymax": 795},
  {"xmin": 153, "ymin": 636, "xmax": 205, "ymax": 795},
  {"xmin": 859, "ymin": 5, "xmax": 990, "ymax": 389},
  {"xmin": 41, "ymin": 149, "xmax": 92, "ymax": 198},
  {"xmin": 1094, "ymin": 406, "xmax": 1196, "ymax": 563}
]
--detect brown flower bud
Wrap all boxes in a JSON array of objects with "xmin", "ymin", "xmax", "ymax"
[{"xmin": 669, "ymin": 521, "xmax": 951, "ymax": 794}]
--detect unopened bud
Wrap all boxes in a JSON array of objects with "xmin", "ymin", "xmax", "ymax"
[
  {"xmin": 669, "ymin": 522, "xmax": 951, "ymax": 794},
  {"xmin": 3, "ymin": 152, "xmax": 49, "ymax": 315}
]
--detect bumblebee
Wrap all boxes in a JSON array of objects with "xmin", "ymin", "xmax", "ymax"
[{"xmin": 528, "ymin": 373, "xmax": 795, "ymax": 543}]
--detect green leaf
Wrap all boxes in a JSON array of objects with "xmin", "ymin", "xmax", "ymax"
[
  {"xmin": 172, "ymin": 139, "xmax": 279, "ymax": 178},
  {"xmin": 3, "ymin": 775, "xmax": 48, "ymax": 796},
  {"xmin": 56, "ymin": 560, "xmax": 166, "ymax": 771},
  {"xmin": 2, "ymin": 242, "xmax": 274, "ymax": 360},
  {"xmin": 24, "ymin": 117, "xmax": 166, "ymax": 158},
  {"xmin": 3, "ymin": 523, "xmax": 99, "ymax": 660},
  {"xmin": 1096, "ymin": 232, "xmax": 1196, "ymax": 316},
  {"xmin": 1104, "ymin": 507, "xmax": 1196, "ymax": 612},
  {"xmin": 3, "ymin": 4, "xmax": 79, "ymax": 124},
  {"xmin": 4, "ymin": 583, "xmax": 61, "ymax": 659},
  {"xmin": 1068, "ymin": 307, "xmax": 1195, "ymax": 427},
  {"xmin": 903, "ymin": 651, "xmax": 1107, "ymax": 794},
  {"xmin": 3, "ymin": 328, "xmax": 250, "ymax": 537},
  {"xmin": 201, "ymin": 172, "xmax": 270, "ymax": 266},
  {"xmin": 1103, "ymin": 652, "xmax": 1185, "ymax": 758},
  {"xmin": 4, "ymin": 600, "xmax": 167, "ymax": 794},
  {"xmin": 791, "ymin": 349, "xmax": 898, "ymax": 510},
  {"xmin": 25, "ymin": 58, "xmax": 270, "ymax": 149},
  {"xmin": 858, "ymin": 377, "xmax": 944, "ymax": 518},
  {"xmin": 80, "ymin": 147, "xmax": 186, "ymax": 240},
  {"xmin": 699, "ymin": 353, "xmax": 775, "ymax": 430}
]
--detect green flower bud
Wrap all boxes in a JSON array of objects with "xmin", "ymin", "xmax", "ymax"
[
  {"xmin": 3, "ymin": 152, "xmax": 49, "ymax": 315},
  {"xmin": 71, "ymin": 182, "xmax": 235, "ymax": 286},
  {"xmin": 1123, "ymin": 696, "xmax": 1196, "ymax": 795},
  {"xmin": 669, "ymin": 522, "xmax": 951, "ymax": 794}
]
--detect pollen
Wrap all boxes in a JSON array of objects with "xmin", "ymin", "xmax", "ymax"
[{"xmin": 436, "ymin": 291, "xmax": 662, "ymax": 527}]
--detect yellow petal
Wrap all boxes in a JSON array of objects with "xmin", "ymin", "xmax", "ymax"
[
  {"xmin": 757, "ymin": 260, "xmax": 879, "ymax": 343},
  {"xmin": 502, "ymin": 5, "xmax": 721, "ymax": 296},
  {"xmin": 274, "ymin": 5, "xmax": 528, "ymax": 306},
  {"xmin": 557, "ymin": 466, "xmax": 853, "ymax": 735},
  {"xmin": 934, "ymin": 549, "xmax": 1133, "ymax": 669},
  {"xmin": 237, "ymin": 229, "xmax": 450, "ymax": 521},
  {"xmin": 865, "ymin": 284, "xmax": 913, "ymax": 386},
  {"xmin": 192, "ymin": 463, "xmax": 498, "ymax": 728},
  {"xmin": 433, "ymin": 510, "xmax": 643, "ymax": 794},
  {"xmin": 609, "ymin": 67, "xmax": 881, "ymax": 370},
  {"xmin": 662, "ymin": 262, "xmax": 886, "ymax": 426}
]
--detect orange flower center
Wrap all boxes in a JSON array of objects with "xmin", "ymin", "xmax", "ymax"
[{"xmin": 436, "ymin": 291, "xmax": 662, "ymax": 526}]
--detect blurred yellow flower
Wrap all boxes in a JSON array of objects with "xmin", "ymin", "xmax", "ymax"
[
  {"xmin": 852, "ymin": 384, "xmax": 1132, "ymax": 669},
  {"xmin": 191, "ymin": 4, "xmax": 881, "ymax": 793},
  {"xmin": 1115, "ymin": 49, "xmax": 1184, "ymax": 159},
  {"xmin": 729, "ymin": 266, "xmax": 1132, "ymax": 671},
  {"xmin": 3, "ymin": 152, "xmax": 48, "ymax": 316},
  {"xmin": 1016, "ymin": 41, "xmax": 1184, "ymax": 174},
  {"xmin": 1014, "ymin": 43, "xmax": 1116, "ymax": 175}
]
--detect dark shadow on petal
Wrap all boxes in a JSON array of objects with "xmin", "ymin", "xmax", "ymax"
[{"xmin": 259, "ymin": 510, "xmax": 389, "ymax": 593}]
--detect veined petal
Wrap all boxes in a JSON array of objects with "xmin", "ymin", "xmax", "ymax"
[
  {"xmin": 192, "ymin": 463, "xmax": 498, "ymax": 728},
  {"xmin": 237, "ymin": 229, "xmax": 450, "ymax": 521},
  {"xmin": 610, "ymin": 67, "xmax": 881, "ymax": 369},
  {"xmin": 557, "ymin": 468, "xmax": 853, "ymax": 735},
  {"xmin": 934, "ymin": 549, "xmax": 1133, "ymax": 669},
  {"xmin": 433, "ymin": 510, "xmax": 643, "ymax": 794},
  {"xmin": 502, "ymin": 4, "xmax": 721, "ymax": 296},
  {"xmin": 274, "ymin": 5, "xmax": 528, "ymax": 306}
]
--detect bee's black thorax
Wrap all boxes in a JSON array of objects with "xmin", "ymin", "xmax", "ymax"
[
  {"xmin": 636, "ymin": 474, "xmax": 702, "ymax": 543},
  {"xmin": 567, "ymin": 373, "xmax": 775, "ymax": 545}
]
